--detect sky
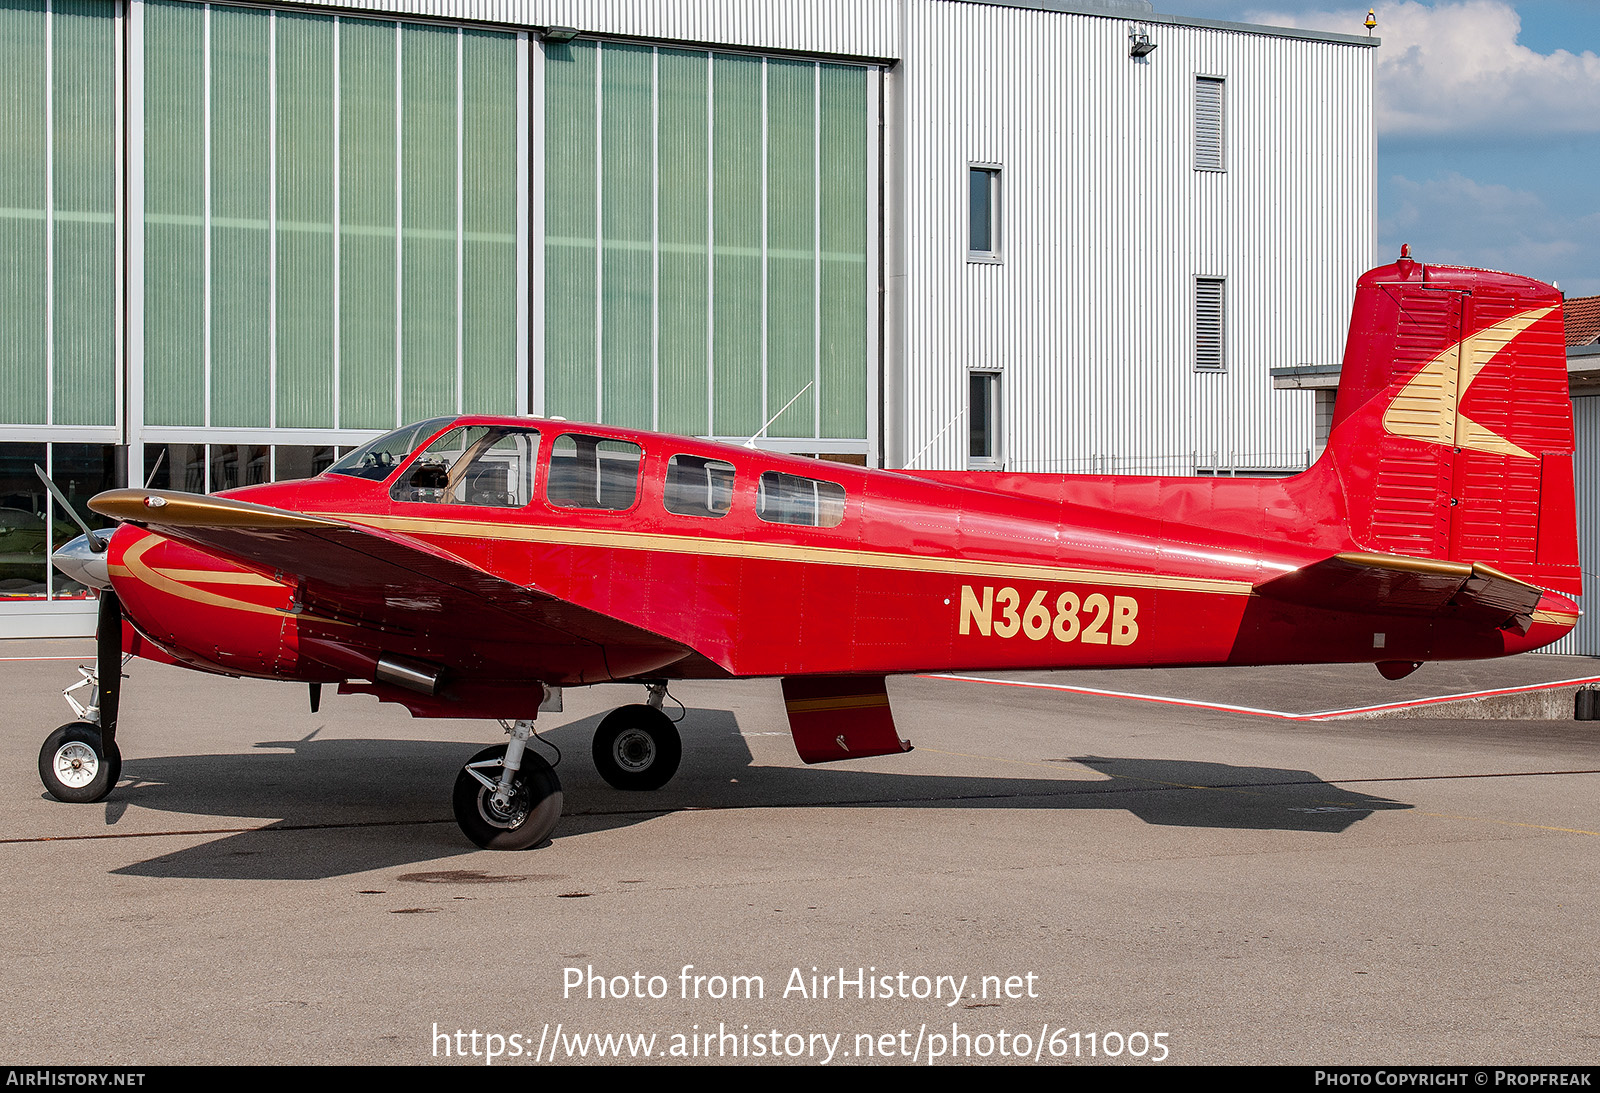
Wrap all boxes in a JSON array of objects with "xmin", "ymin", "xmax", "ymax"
[{"xmin": 1165, "ymin": 0, "xmax": 1600, "ymax": 296}]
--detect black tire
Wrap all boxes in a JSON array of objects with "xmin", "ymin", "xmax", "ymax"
[
  {"xmin": 592, "ymin": 705, "xmax": 682, "ymax": 791},
  {"xmin": 39, "ymin": 722, "xmax": 121, "ymax": 804},
  {"xmin": 452, "ymin": 745, "xmax": 563, "ymax": 850}
]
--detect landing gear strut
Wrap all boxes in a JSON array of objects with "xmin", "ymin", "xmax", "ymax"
[{"xmin": 592, "ymin": 683, "xmax": 681, "ymax": 791}]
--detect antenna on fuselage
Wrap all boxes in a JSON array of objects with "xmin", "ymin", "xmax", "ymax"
[
  {"xmin": 905, "ymin": 406, "xmax": 966, "ymax": 469},
  {"xmin": 742, "ymin": 381, "xmax": 814, "ymax": 449},
  {"xmin": 143, "ymin": 448, "xmax": 166, "ymax": 490}
]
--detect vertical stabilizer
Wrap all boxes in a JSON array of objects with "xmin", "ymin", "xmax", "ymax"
[{"xmin": 1323, "ymin": 254, "xmax": 1579, "ymax": 596}]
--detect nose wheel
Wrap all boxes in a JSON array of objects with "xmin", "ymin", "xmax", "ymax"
[
  {"xmin": 39, "ymin": 722, "xmax": 121, "ymax": 804},
  {"xmin": 592, "ymin": 704, "xmax": 681, "ymax": 791}
]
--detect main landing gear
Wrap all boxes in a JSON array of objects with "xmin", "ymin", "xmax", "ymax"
[
  {"xmin": 448, "ymin": 681, "xmax": 684, "ymax": 848},
  {"xmin": 453, "ymin": 720, "xmax": 565, "ymax": 851},
  {"xmin": 591, "ymin": 682, "xmax": 682, "ymax": 792}
]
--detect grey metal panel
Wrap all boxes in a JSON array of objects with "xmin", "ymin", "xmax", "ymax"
[
  {"xmin": 262, "ymin": 0, "xmax": 900, "ymax": 59},
  {"xmin": 1543, "ymin": 394, "xmax": 1600, "ymax": 655},
  {"xmin": 896, "ymin": 0, "xmax": 1375, "ymax": 475}
]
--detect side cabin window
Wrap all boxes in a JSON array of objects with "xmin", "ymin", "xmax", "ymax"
[
  {"xmin": 663, "ymin": 455, "xmax": 735, "ymax": 518},
  {"xmin": 547, "ymin": 434, "xmax": 642, "ymax": 511},
  {"xmin": 390, "ymin": 426, "xmax": 539, "ymax": 507},
  {"xmin": 756, "ymin": 471, "xmax": 846, "ymax": 528}
]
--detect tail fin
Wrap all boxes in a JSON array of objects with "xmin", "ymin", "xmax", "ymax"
[{"xmin": 1323, "ymin": 254, "xmax": 1579, "ymax": 596}]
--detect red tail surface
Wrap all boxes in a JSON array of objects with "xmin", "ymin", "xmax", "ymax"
[{"xmin": 1322, "ymin": 256, "xmax": 1579, "ymax": 597}]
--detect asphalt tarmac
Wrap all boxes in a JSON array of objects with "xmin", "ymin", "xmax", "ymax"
[{"xmin": 3, "ymin": 640, "xmax": 1598, "ymax": 1066}]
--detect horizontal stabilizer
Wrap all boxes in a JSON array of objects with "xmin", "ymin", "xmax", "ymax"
[{"xmin": 1255, "ymin": 551, "xmax": 1544, "ymax": 632}]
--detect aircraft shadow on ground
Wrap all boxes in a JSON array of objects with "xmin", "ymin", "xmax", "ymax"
[{"xmin": 101, "ymin": 709, "xmax": 1409, "ymax": 880}]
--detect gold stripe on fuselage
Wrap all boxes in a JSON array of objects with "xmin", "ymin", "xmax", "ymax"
[{"xmin": 312, "ymin": 512, "xmax": 1257, "ymax": 597}]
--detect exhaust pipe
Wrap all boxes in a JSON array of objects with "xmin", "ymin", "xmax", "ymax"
[{"xmin": 375, "ymin": 653, "xmax": 442, "ymax": 695}]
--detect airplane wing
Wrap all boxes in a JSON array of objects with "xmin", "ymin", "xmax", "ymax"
[
  {"xmin": 1253, "ymin": 550, "xmax": 1545, "ymax": 633},
  {"xmin": 88, "ymin": 488, "xmax": 710, "ymax": 681}
]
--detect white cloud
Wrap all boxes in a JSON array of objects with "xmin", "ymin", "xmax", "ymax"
[
  {"xmin": 1381, "ymin": 172, "xmax": 1600, "ymax": 292},
  {"xmin": 1249, "ymin": 1, "xmax": 1600, "ymax": 136}
]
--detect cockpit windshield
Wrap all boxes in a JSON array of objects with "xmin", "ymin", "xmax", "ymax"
[{"xmin": 327, "ymin": 418, "xmax": 454, "ymax": 481}]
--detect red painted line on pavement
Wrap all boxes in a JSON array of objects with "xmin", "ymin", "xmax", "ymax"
[{"xmin": 924, "ymin": 672, "xmax": 1600, "ymax": 721}]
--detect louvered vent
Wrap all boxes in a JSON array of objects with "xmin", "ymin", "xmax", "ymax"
[
  {"xmin": 1196, "ymin": 277, "xmax": 1226, "ymax": 371},
  {"xmin": 1195, "ymin": 76, "xmax": 1225, "ymax": 171}
]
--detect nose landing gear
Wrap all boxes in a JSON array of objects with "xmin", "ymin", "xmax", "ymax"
[{"xmin": 39, "ymin": 591, "xmax": 125, "ymax": 805}]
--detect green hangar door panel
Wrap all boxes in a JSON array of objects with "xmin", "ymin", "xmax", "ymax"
[
  {"xmin": 141, "ymin": 5, "xmax": 522, "ymax": 432},
  {"xmin": 0, "ymin": 0, "xmax": 118, "ymax": 430},
  {"xmin": 543, "ymin": 43, "xmax": 871, "ymax": 449}
]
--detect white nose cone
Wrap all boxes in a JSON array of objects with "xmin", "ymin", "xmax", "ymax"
[{"xmin": 50, "ymin": 531, "xmax": 113, "ymax": 591}]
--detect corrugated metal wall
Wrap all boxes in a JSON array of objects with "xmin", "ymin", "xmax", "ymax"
[
  {"xmin": 268, "ymin": 0, "xmax": 900, "ymax": 60},
  {"xmin": 894, "ymin": 0, "xmax": 1376, "ymax": 473},
  {"xmin": 1541, "ymin": 393, "xmax": 1598, "ymax": 655}
]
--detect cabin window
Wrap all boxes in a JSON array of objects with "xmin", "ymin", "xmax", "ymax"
[
  {"xmin": 663, "ymin": 455, "xmax": 736, "ymax": 518},
  {"xmin": 756, "ymin": 471, "xmax": 846, "ymax": 528},
  {"xmin": 547, "ymin": 434, "xmax": 643, "ymax": 511},
  {"xmin": 328, "ymin": 418, "xmax": 454, "ymax": 482},
  {"xmin": 390, "ymin": 426, "xmax": 539, "ymax": 507}
]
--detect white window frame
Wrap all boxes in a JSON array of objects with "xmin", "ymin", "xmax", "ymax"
[
  {"xmin": 967, "ymin": 163, "xmax": 1002, "ymax": 263},
  {"xmin": 967, "ymin": 369, "xmax": 1002, "ymax": 468}
]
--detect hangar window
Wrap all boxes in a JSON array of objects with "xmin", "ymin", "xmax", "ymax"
[
  {"xmin": 1195, "ymin": 77, "xmax": 1225, "ymax": 171},
  {"xmin": 756, "ymin": 471, "xmax": 846, "ymax": 528},
  {"xmin": 968, "ymin": 165, "xmax": 1001, "ymax": 261},
  {"xmin": 547, "ymin": 434, "xmax": 642, "ymax": 511},
  {"xmin": 1196, "ymin": 277, "xmax": 1226, "ymax": 371},
  {"xmin": 969, "ymin": 371, "xmax": 1002, "ymax": 468},
  {"xmin": 664, "ymin": 455, "xmax": 736, "ymax": 518}
]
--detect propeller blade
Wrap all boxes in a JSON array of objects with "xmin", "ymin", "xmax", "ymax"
[
  {"xmin": 34, "ymin": 464, "xmax": 107, "ymax": 553},
  {"xmin": 97, "ymin": 591, "xmax": 122, "ymax": 742}
]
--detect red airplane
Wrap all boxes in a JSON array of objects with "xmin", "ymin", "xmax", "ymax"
[{"xmin": 38, "ymin": 253, "xmax": 1582, "ymax": 850}]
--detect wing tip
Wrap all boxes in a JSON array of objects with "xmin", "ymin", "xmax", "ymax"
[{"xmin": 88, "ymin": 489, "xmax": 340, "ymax": 531}]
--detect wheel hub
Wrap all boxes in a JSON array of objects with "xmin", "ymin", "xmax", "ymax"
[
  {"xmin": 53, "ymin": 743, "xmax": 98, "ymax": 789},
  {"xmin": 476, "ymin": 780, "xmax": 529, "ymax": 830},
  {"xmin": 613, "ymin": 728, "xmax": 656, "ymax": 772}
]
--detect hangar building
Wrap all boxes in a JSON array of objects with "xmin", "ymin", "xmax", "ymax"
[{"xmin": 0, "ymin": 0, "xmax": 1378, "ymax": 634}]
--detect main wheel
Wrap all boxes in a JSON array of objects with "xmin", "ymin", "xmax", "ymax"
[
  {"xmin": 452, "ymin": 745, "xmax": 563, "ymax": 850},
  {"xmin": 592, "ymin": 705, "xmax": 681, "ymax": 791},
  {"xmin": 39, "ymin": 722, "xmax": 121, "ymax": 804}
]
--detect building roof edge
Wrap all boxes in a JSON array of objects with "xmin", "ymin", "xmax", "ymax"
[{"xmin": 940, "ymin": 0, "xmax": 1381, "ymax": 48}]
